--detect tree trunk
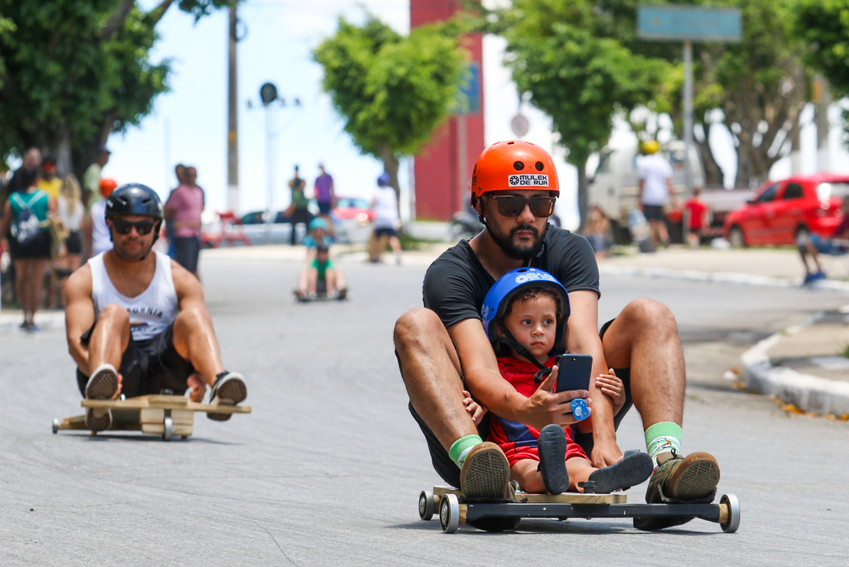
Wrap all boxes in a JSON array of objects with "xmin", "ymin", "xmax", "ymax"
[{"xmin": 379, "ymin": 144, "xmax": 402, "ymax": 218}]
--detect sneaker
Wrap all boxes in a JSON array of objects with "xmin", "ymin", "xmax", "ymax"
[
  {"xmin": 583, "ymin": 451, "xmax": 653, "ymax": 493},
  {"xmin": 812, "ymin": 270, "xmax": 827, "ymax": 282},
  {"xmin": 537, "ymin": 424, "xmax": 569, "ymax": 495},
  {"xmin": 207, "ymin": 371, "xmax": 247, "ymax": 421},
  {"xmin": 84, "ymin": 363, "xmax": 119, "ymax": 400},
  {"xmin": 83, "ymin": 364, "xmax": 119, "ymax": 432},
  {"xmin": 25, "ymin": 323, "xmax": 40, "ymax": 333},
  {"xmin": 633, "ymin": 451, "xmax": 721, "ymax": 531},
  {"xmin": 459, "ymin": 442, "xmax": 511, "ymax": 500}
]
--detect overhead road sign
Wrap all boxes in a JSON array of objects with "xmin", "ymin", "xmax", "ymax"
[{"xmin": 638, "ymin": 6, "xmax": 741, "ymax": 43}]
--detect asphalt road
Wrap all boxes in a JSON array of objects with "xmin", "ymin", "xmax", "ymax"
[{"xmin": 3, "ymin": 252, "xmax": 849, "ymax": 565}]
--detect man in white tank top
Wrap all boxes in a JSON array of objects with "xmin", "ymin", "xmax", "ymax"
[{"xmin": 64, "ymin": 184, "xmax": 247, "ymax": 431}]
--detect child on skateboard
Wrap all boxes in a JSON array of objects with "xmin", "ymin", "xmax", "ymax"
[
  {"xmin": 295, "ymin": 218, "xmax": 346, "ymax": 300},
  {"xmin": 480, "ymin": 268, "xmax": 652, "ymax": 494}
]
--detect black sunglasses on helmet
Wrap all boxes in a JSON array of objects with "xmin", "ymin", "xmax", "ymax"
[
  {"xmin": 111, "ymin": 218, "xmax": 157, "ymax": 235},
  {"xmin": 489, "ymin": 194, "xmax": 556, "ymax": 218}
]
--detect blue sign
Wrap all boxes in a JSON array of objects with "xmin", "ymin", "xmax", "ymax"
[
  {"xmin": 455, "ymin": 63, "xmax": 480, "ymax": 115},
  {"xmin": 638, "ymin": 6, "xmax": 741, "ymax": 43}
]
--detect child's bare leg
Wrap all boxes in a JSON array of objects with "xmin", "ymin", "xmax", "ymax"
[
  {"xmin": 326, "ymin": 269, "xmax": 337, "ymax": 292},
  {"xmin": 566, "ymin": 457, "xmax": 596, "ymax": 492},
  {"xmin": 511, "ymin": 459, "xmax": 546, "ymax": 493},
  {"xmin": 307, "ymin": 268, "xmax": 318, "ymax": 294}
]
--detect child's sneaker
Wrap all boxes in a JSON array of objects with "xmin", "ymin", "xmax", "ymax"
[
  {"xmin": 537, "ymin": 424, "xmax": 569, "ymax": 494},
  {"xmin": 459, "ymin": 442, "xmax": 511, "ymax": 500},
  {"xmin": 583, "ymin": 451, "xmax": 653, "ymax": 493},
  {"xmin": 207, "ymin": 371, "xmax": 247, "ymax": 421},
  {"xmin": 633, "ymin": 451, "xmax": 720, "ymax": 531}
]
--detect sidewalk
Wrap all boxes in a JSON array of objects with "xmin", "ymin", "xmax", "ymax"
[
  {"xmin": 598, "ymin": 246, "xmax": 849, "ymax": 418},
  {"xmin": 3, "ymin": 242, "xmax": 849, "ymax": 417}
]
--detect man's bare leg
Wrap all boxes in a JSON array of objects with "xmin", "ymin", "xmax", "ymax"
[
  {"xmin": 394, "ymin": 308, "xmax": 511, "ymax": 499},
  {"xmin": 171, "ymin": 306, "xmax": 225, "ymax": 388},
  {"xmin": 602, "ymin": 298, "xmax": 720, "ymax": 524},
  {"xmin": 87, "ymin": 304, "xmax": 131, "ymax": 390},
  {"xmin": 394, "ymin": 308, "xmax": 476, "ymax": 449},
  {"xmin": 601, "ymin": 297, "xmax": 684, "ymax": 431}
]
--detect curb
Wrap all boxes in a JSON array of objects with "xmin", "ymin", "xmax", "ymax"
[{"xmin": 740, "ymin": 312, "xmax": 849, "ymax": 417}]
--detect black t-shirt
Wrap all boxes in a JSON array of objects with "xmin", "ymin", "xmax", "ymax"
[{"xmin": 422, "ymin": 226, "xmax": 599, "ymax": 329}]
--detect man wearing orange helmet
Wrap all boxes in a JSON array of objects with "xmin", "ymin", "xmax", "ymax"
[{"xmin": 394, "ymin": 140, "xmax": 720, "ymax": 530}]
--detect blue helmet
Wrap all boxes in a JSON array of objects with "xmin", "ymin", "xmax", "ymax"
[
  {"xmin": 309, "ymin": 217, "xmax": 328, "ymax": 231},
  {"xmin": 481, "ymin": 267, "xmax": 570, "ymax": 354},
  {"xmin": 377, "ymin": 172, "xmax": 391, "ymax": 186}
]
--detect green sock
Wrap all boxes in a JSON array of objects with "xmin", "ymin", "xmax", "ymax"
[
  {"xmin": 645, "ymin": 422, "xmax": 683, "ymax": 466},
  {"xmin": 449, "ymin": 435, "xmax": 483, "ymax": 468}
]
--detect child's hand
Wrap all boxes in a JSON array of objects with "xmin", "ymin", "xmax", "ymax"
[
  {"xmin": 462, "ymin": 389, "xmax": 488, "ymax": 425},
  {"xmin": 595, "ymin": 369, "xmax": 625, "ymax": 416}
]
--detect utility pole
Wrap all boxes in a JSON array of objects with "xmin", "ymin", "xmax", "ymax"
[
  {"xmin": 227, "ymin": 5, "xmax": 240, "ymax": 213},
  {"xmin": 814, "ymin": 74, "xmax": 831, "ymax": 172}
]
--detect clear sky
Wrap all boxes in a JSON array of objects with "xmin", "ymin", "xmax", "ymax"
[{"xmin": 102, "ymin": 1, "xmax": 848, "ymax": 230}]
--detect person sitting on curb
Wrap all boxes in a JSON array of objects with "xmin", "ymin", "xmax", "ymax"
[
  {"xmin": 481, "ymin": 267, "xmax": 652, "ymax": 495},
  {"xmin": 64, "ymin": 184, "xmax": 247, "ymax": 430},
  {"xmin": 394, "ymin": 140, "xmax": 720, "ymax": 531},
  {"xmin": 797, "ymin": 195, "xmax": 849, "ymax": 285}
]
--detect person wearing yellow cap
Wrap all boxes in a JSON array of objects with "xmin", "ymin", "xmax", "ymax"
[{"xmin": 637, "ymin": 140, "xmax": 675, "ymax": 249}]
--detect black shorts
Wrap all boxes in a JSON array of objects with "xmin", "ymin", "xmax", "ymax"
[
  {"xmin": 642, "ymin": 204, "xmax": 666, "ymax": 222},
  {"xmin": 172, "ymin": 236, "xmax": 201, "ymax": 273},
  {"xmin": 8, "ymin": 229, "xmax": 51, "ymax": 259},
  {"xmin": 65, "ymin": 231, "xmax": 83, "ymax": 255},
  {"xmin": 406, "ymin": 318, "xmax": 632, "ymax": 486},
  {"xmin": 374, "ymin": 227, "xmax": 397, "ymax": 239},
  {"xmin": 76, "ymin": 322, "xmax": 196, "ymax": 398},
  {"xmin": 317, "ymin": 201, "xmax": 332, "ymax": 215}
]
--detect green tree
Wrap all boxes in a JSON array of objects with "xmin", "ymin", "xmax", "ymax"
[
  {"xmin": 313, "ymin": 14, "xmax": 467, "ymax": 193},
  {"xmin": 794, "ymin": 0, "xmax": 849, "ymax": 145},
  {"xmin": 480, "ymin": 0, "xmax": 667, "ymax": 227},
  {"xmin": 0, "ymin": 0, "xmax": 236, "ymax": 177}
]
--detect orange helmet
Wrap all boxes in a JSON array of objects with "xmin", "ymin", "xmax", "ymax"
[
  {"xmin": 99, "ymin": 177, "xmax": 118, "ymax": 198},
  {"xmin": 471, "ymin": 140, "xmax": 559, "ymax": 206}
]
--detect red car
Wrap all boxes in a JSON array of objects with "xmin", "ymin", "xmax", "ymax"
[
  {"xmin": 332, "ymin": 196, "xmax": 375, "ymax": 224},
  {"xmin": 723, "ymin": 173, "xmax": 849, "ymax": 247}
]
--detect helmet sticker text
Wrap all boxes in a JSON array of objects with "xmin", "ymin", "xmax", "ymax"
[{"xmin": 508, "ymin": 174, "xmax": 548, "ymax": 187}]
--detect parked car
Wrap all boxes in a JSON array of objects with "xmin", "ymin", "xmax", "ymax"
[
  {"xmin": 332, "ymin": 196, "xmax": 375, "ymax": 224},
  {"xmin": 723, "ymin": 173, "xmax": 849, "ymax": 247}
]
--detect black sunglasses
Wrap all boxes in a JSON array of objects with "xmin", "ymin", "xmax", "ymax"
[
  {"xmin": 489, "ymin": 195, "xmax": 556, "ymax": 218},
  {"xmin": 111, "ymin": 218, "xmax": 156, "ymax": 235}
]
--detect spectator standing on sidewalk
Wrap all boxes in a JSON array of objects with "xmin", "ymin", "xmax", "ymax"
[
  {"xmin": 164, "ymin": 166, "xmax": 204, "ymax": 278},
  {"xmin": 0, "ymin": 166, "xmax": 55, "ymax": 331},
  {"xmin": 582, "ymin": 205, "xmax": 613, "ymax": 259},
  {"xmin": 314, "ymin": 163, "xmax": 335, "ymax": 235},
  {"xmin": 637, "ymin": 140, "xmax": 675, "ymax": 249},
  {"xmin": 3, "ymin": 147, "xmax": 42, "ymax": 210},
  {"xmin": 369, "ymin": 172, "xmax": 402, "ymax": 264},
  {"xmin": 82, "ymin": 146, "xmax": 111, "ymax": 212},
  {"xmin": 37, "ymin": 158, "xmax": 63, "ymax": 199},
  {"xmin": 53, "ymin": 174, "xmax": 85, "ymax": 305},
  {"xmin": 683, "ymin": 187, "xmax": 710, "ymax": 248},
  {"xmin": 84, "ymin": 179, "xmax": 118, "ymax": 259},
  {"xmin": 287, "ymin": 165, "xmax": 312, "ymax": 246}
]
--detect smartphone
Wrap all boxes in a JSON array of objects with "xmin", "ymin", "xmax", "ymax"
[{"xmin": 555, "ymin": 354, "xmax": 593, "ymax": 393}]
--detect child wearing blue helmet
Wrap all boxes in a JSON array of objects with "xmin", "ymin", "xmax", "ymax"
[
  {"xmin": 295, "ymin": 217, "xmax": 346, "ymax": 300},
  {"xmin": 481, "ymin": 267, "xmax": 652, "ymax": 494}
]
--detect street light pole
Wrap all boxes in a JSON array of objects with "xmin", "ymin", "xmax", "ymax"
[
  {"xmin": 227, "ymin": 6, "xmax": 240, "ymax": 214},
  {"xmin": 259, "ymin": 82, "xmax": 279, "ymax": 244}
]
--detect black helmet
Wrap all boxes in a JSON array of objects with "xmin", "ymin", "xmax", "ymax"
[{"xmin": 106, "ymin": 183, "xmax": 164, "ymax": 219}]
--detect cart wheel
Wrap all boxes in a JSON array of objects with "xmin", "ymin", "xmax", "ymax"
[
  {"xmin": 719, "ymin": 494, "xmax": 740, "ymax": 533},
  {"xmin": 52, "ymin": 418, "xmax": 59, "ymax": 434},
  {"xmin": 418, "ymin": 490, "xmax": 435, "ymax": 521},
  {"xmin": 162, "ymin": 415, "xmax": 173, "ymax": 441},
  {"xmin": 439, "ymin": 493, "xmax": 460, "ymax": 533}
]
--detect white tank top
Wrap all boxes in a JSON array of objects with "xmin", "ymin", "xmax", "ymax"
[
  {"xmin": 89, "ymin": 251, "xmax": 179, "ymax": 341},
  {"xmin": 90, "ymin": 201, "xmax": 113, "ymax": 256}
]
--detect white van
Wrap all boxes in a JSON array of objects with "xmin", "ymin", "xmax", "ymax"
[{"xmin": 588, "ymin": 141, "xmax": 705, "ymax": 241}]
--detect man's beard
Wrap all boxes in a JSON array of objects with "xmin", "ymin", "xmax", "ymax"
[
  {"xmin": 486, "ymin": 221, "xmax": 546, "ymax": 260},
  {"xmin": 112, "ymin": 238, "xmax": 154, "ymax": 262}
]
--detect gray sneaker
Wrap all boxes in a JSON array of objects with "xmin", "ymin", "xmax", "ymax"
[
  {"xmin": 459, "ymin": 442, "xmax": 511, "ymax": 500},
  {"xmin": 207, "ymin": 371, "xmax": 247, "ymax": 421},
  {"xmin": 84, "ymin": 364, "xmax": 119, "ymax": 431}
]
